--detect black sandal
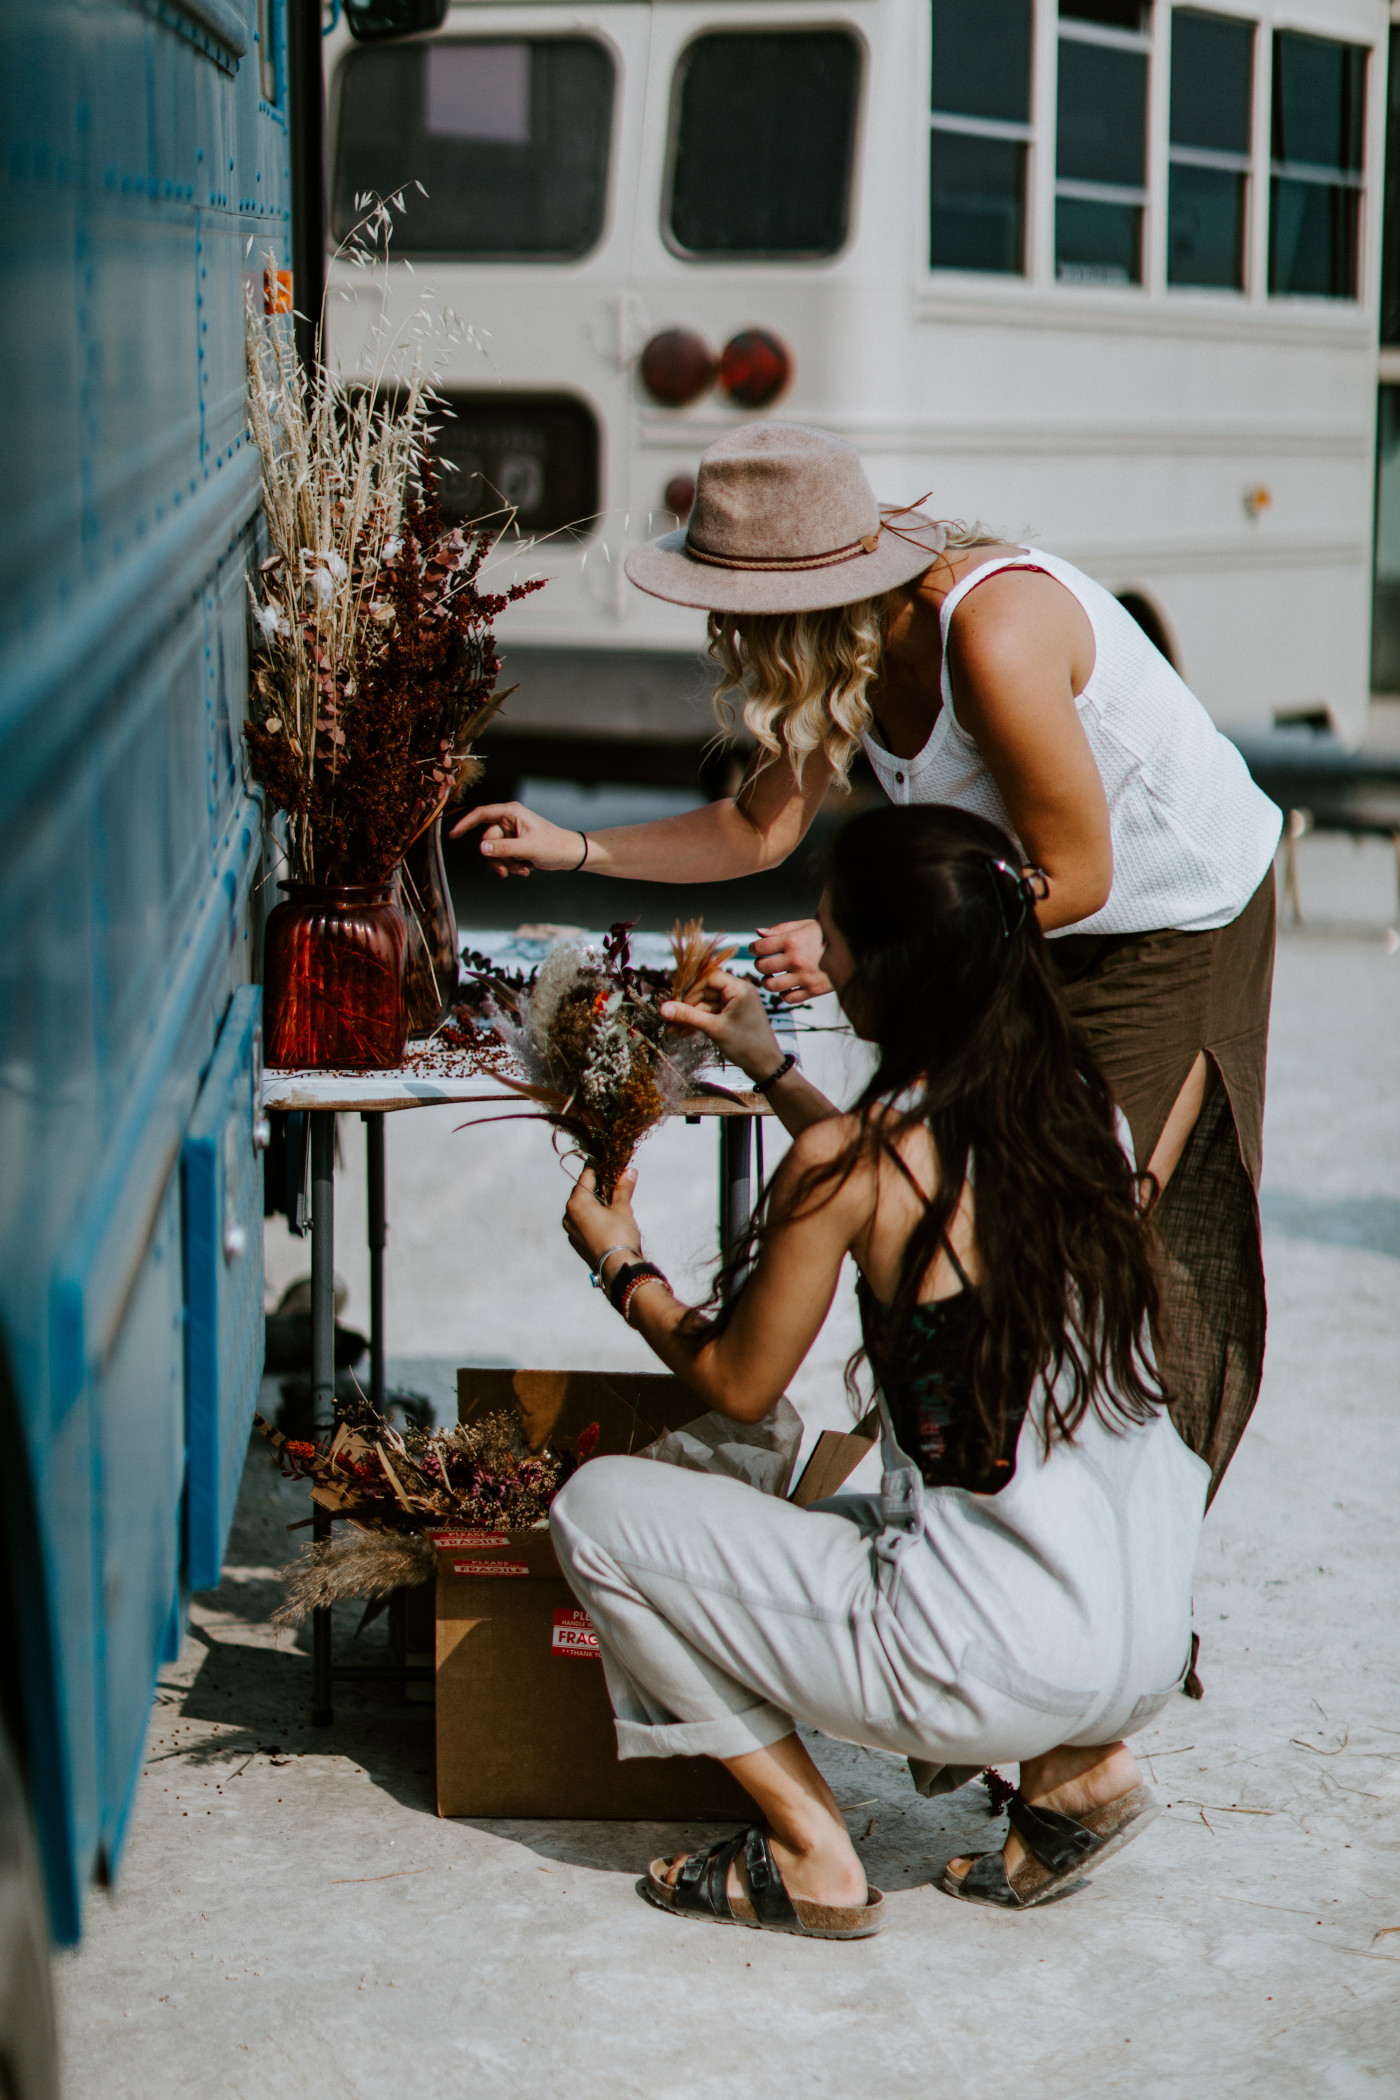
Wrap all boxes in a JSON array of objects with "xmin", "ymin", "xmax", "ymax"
[
  {"xmin": 941, "ymin": 1784, "xmax": 1160, "ymax": 1909},
  {"xmin": 642, "ymin": 1824, "xmax": 885, "ymax": 1940}
]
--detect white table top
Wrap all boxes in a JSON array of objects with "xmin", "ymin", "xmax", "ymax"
[{"xmin": 261, "ymin": 929, "xmax": 804, "ymax": 1116}]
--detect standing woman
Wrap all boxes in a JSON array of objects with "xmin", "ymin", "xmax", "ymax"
[{"xmin": 455, "ymin": 422, "xmax": 1281, "ymax": 1492}]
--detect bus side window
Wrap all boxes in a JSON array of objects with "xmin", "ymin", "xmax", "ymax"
[
  {"xmin": 331, "ymin": 38, "xmax": 615, "ymax": 260},
  {"xmin": 1167, "ymin": 10, "xmax": 1254, "ymax": 293},
  {"xmin": 667, "ymin": 32, "xmax": 861, "ymax": 260},
  {"xmin": 929, "ymin": 0, "xmax": 1032, "ymax": 276},
  {"xmin": 1268, "ymin": 30, "xmax": 1367, "ymax": 300}
]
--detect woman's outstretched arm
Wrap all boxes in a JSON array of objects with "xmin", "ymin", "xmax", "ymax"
[{"xmin": 449, "ymin": 743, "xmax": 831, "ymax": 881}]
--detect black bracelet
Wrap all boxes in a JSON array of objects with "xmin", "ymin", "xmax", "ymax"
[
  {"xmin": 752, "ymin": 1051, "xmax": 796, "ymax": 1096},
  {"xmin": 607, "ymin": 1259, "xmax": 666, "ymax": 1314},
  {"xmin": 570, "ymin": 831, "xmax": 589, "ymax": 873}
]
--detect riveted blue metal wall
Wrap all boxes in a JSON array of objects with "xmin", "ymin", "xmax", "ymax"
[{"xmin": 0, "ymin": 0, "xmax": 290, "ymax": 1941}]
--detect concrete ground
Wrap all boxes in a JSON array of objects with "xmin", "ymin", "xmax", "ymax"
[{"xmin": 55, "ymin": 836, "xmax": 1400, "ymax": 2098}]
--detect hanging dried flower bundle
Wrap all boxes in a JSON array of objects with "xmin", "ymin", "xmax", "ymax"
[
  {"xmin": 242, "ymin": 199, "xmax": 545, "ymax": 884},
  {"xmin": 475, "ymin": 919, "xmax": 737, "ymax": 1200}
]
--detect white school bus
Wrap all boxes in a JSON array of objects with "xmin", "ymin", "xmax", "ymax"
[{"xmin": 324, "ymin": 0, "xmax": 1389, "ymax": 762}]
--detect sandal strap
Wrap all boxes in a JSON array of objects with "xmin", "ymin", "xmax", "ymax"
[
  {"xmin": 958, "ymin": 1848, "xmax": 1022, "ymax": 1906},
  {"xmin": 672, "ymin": 1829, "xmax": 748, "ymax": 1921},
  {"xmin": 743, "ymin": 1825, "xmax": 801, "ymax": 1931},
  {"xmin": 1006, "ymin": 1792, "xmax": 1098, "ymax": 1877}
]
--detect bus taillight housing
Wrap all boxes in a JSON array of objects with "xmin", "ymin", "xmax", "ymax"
[{"xmin": 718, "ymin": 330, "xmax": 791, "ymax": 409}]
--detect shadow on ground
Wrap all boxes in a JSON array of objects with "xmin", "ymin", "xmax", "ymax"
[
  {"xmin": 454, "ymin": 1742, "xmax": 1014, "ymax": 1896},
  {"xmin": 1260, "ymin": 1190, "xmax": 1400, "ymax": 1258}
]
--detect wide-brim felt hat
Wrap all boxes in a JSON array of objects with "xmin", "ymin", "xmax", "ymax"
[{"xmin": 625, "ymin": 422, "xmax": 946, "ymax": 615}]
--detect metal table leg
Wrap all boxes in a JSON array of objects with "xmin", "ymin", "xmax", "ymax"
[
  {"xmin": 364, "ymin": 1111, "xmax": 386, "ymax": 1414},
  {"xmin": 364, "ymin": 1110, "xmax": 407, "ymax": 1684},
  {"xmin": 718, "ymin": 1116, "xmax": 753, "ymax": 1272},
  {"xmin": 310, "ymin": 1110, "xmax": 336, "ymax": 1728}
]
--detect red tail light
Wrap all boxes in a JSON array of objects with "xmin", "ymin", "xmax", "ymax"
[
  {"xmin": 640, "ymin": 329, "xmax": 718, "ymax": 407},
  {"xmin": 719, "ymin": 330, "xmax": 791, "ymax": 410}
]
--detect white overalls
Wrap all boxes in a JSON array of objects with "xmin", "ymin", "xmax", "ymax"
[{"xmin": 549, "ymin": 1380, "xmax": 1208, "ymax": 1775}]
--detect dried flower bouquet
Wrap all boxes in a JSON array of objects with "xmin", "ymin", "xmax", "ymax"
[
  {"xmin": 243, "ymin": 201, "xmax": 544, "ymax": 885},
  {"xmin": 477, "ymin": 920, "xmax": 738, "ymax": 1200}
]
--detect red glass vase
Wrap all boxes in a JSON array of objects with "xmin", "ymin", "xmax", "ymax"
[{"xmin": 263, "ymin": 883, "xmax": 408, "ymax": 1070}]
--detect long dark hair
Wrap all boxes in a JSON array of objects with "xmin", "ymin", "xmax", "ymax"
[{"xmin": 703, "ymin": 804, "xmax": 1166, "ymax": 1459}]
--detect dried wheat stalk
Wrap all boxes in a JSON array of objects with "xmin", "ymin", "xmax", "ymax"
[
  {"xmin": 272, "ymin": 1527, "xmax": 436, "ymax": 1630},
  {"xmin": 243, "ymin": 197, "xmax": 543, "ymax": 883}
]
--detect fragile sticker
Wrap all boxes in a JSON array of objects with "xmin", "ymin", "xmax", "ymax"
[
  {"xmin": 551, "ymin": 1608, "xmax": 601, "ymax": 1659},
  {"xmin": 452, "ymin": 1560, "xmax": 529, "ymax": 1577},
  {"xmin": 432, "ymin": 1531, "xmax": 509, "ymax": 1548}
]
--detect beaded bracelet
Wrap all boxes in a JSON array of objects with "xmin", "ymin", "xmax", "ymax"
[
  {"xmin": 752, "ymin": 1051, "xmax": 796, "ymax": 1095},
  {"xmin": 607, "ymin": 1259, "xmax": 669, "ymax": 1323},
  {"xmin": 606, "ymin": 1258, "xmax": 665, "ymax": 1312},
  {"xmin": 619, "ymin": 1268, "xmax": 670, "ymax": 1326}
]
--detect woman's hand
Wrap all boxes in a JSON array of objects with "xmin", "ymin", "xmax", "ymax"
[
  {"xmin": 564, "ymin": 1165, "xmax": 641, "ymax": 1275},
  {"xmin": 449, "ymin": 800, "xmax": 584, "ymax": 877},
  {"xmin": 661, "ymin": 971, "xmax": 783, "ymax": 1082},
  {"xmin": 751, "ymin": 920, "xmax": 832, "ymax": 1005}
]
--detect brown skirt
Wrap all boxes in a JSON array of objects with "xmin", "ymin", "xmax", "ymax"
[{"xmin": 1052, "ymin": 870, "xmax": 1277, "ymax": 1502}]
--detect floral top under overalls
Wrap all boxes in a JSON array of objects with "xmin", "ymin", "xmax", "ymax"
[{"xmin": 856, "ymin": 1252, "xmax": 1027, "ymax": 1497}]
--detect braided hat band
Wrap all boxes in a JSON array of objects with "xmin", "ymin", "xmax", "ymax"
[{"xmin": 985, "ymin": 859, "xmax": 1050, "ymax": 938}]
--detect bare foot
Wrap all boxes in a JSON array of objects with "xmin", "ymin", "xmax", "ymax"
[
  {"xmin": 658, "ymin": 1825, "xmax": 868, "ymax": 1911},
  {"xmin": 943, "ymin": 1741, "xmax": 1142, "ymax": 1889}
]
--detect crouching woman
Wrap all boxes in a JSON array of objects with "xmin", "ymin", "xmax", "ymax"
[{"xmin": 550, "ymin": 804, "xmax": 1208, "ymax": 1941}]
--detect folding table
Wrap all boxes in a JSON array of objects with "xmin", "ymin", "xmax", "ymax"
[{"xmin": 260, "ymin": 931, "xmax": 800, "ymax": 1724}]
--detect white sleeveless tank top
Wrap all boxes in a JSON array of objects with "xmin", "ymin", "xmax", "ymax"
[{"xmin": 860, "ymin": 550, "xmax": 1282, "ymax": 938}]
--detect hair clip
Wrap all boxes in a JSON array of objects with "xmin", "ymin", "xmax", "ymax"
[{"xmin": 985, "ymin": 859, "xmax": 1049, "ymax": 938}]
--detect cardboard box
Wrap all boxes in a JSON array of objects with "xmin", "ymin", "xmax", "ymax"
[
  {"xmin": 788, "ymin": 1406, "xmax": 880, "ymax": 1508},
  {"xmin": 435, "ymin": 1369, "xmax": 752, "ymax": 1820}
]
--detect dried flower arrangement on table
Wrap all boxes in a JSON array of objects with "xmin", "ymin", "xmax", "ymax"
[
  {"xmin": 244, "ymin": 198, "xmax": 544, "ymax": 1065},
  {"xmin": 257, "ymin": 1401, "xmax": 600, "ymax": 1626},
  {"xmin": 474, "ymin": 919, "xmax": 738, "ymax": 1199}
]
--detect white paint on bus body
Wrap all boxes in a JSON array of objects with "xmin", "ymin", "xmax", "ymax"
[{"xmin": 324, "ymin": 0, "xmax": 1390, "ymax": 745}]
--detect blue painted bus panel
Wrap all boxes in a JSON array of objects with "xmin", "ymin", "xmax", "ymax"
[
  {"xmin": 0, "ymin": 0, "xmax": 289, "ymax": 1936},
  {"xmin": 93, "ymin": 1172, "xmax": 186, "ymax": 1865},
  {"xmin": 183, "ymin": 984, "xmax": 266, "ymax": 1593},
  {"xmin": 41, "ymin": 796, "xmax": 262, "ymax": 1931}
]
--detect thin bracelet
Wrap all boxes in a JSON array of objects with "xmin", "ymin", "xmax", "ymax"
[
  {"xmin": 752, "ymin": 1051, "xmax": 796, "ymax": 1096},
  {"xmin": 570, "ymin": 831, "xmax": 589, "ymax": 872},
  {"xmin": 589, "ymin": 1243, "xmax": 640, "ymax": 1290}
]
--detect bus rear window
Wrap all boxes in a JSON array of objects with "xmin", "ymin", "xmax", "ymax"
[
  {"xmin": 332, "ymin": 39, "xmax": 614, "ymax": 259},
  {"xmin": 667, "ymin": 32, "xmax": 861, "ymax": 258},
  {"xmin": 425, "ymin": 392, "xmax": 600, "ymax": 539}
]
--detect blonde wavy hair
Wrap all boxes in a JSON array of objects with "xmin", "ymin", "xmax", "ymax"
[{"xmin": 707, "ymin": 520, "xmax": 1003, "ymax": 787}]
